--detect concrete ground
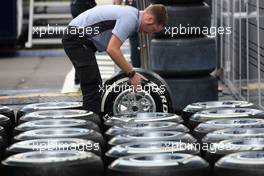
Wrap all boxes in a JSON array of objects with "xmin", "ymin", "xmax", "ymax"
[{"xmin": 0, "ymin": 51, "xmax": 71, "ymax": 91}]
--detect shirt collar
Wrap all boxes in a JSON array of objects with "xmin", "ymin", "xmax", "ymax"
[{"xmin": 137, "ymin": 11, "xmax": 143, "ymax": 32}]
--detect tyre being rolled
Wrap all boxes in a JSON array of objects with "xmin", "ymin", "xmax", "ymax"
[
  {"xmin": 103, "ymin": 113, "xmax": 183, "ymax": 131},
  {"xmin": 101, "ymin": 68, "xmax": 174, "ymax": 117},
  {"xmin": 5, "ymin": 138, "xmax": 102, "ymax": 158},
  {"xmin": 215, "ymin": 151, "xmax": 264, "ymax": 176},
  {"xmin": 1, "ymin": 151, "xmax": 104, "ymax": 176},
  {"xmin": 0, "ymin": 106, "xmax": 15, "ymax": 127},
  {"xmin": 19, "ymin": 110, "xmax": 101, "ymax": 126},
  {"xmin": 105, "ymin": 122, "xmax": 189, "ymax": 140},
  {"xmin": 107, "ymin": 153, "xmax": 209, "ymax": 176},
  {"xmin": 106, "ymin": 141, "xmax": 200, "ymax": 165},
  {"xmin": 16, "ymin": 102, "xmax": 83, "ymax": 121},
  {"xmin": 14, "ymin": 119, "xmax": 100, "ymax": 136},
  {"xmin": 13, "ymin": 128, "xmax": 105, "ymax": 149},
  {"xmin": 182, "ymin": 101, "xmax": 255, "ymax": 123},
  {"xmin": 189, "ymin": 108, "xmax": 264, "ymax": 130},
  {"xmin": 108, "ymin": 131, "xmax": 196, "ymax": 147},
  {"xmin": 206, "ymin": 138, "xmax": 264, "ymax": 166},
  {"xmin": 193, "ymin": 118, "xmax": 264, "ymax": 142}
]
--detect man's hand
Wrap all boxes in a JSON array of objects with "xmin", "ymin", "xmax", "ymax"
[{"xmin": 130, "ymin": 72, "xmax": 148, "ymax": 92}]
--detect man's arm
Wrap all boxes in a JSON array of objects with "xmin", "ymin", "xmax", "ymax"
[
  {"xmin": 107, "ymin": 34, "xmax": 147, "ymax": 89},
  {"xmin": 107, "ymin": 34, "xmax": 133, "ymax": 74}
]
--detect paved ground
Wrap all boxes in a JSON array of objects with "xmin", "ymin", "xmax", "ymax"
[
  {"xmin": 0, "ymin": 51, "xmax": 71, "ymax": 91},
  {"xmin": 0, "ymin": 42, "xmax": 130, "ymax": 95}
]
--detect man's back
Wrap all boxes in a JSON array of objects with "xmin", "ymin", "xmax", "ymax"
[
  {"xmin": 69, "ymin": 5, "xmax": 140, "ymax": 52},
  {"xmin": 70, "ymin": 5, "xmax": 137, "ymax": 27}
]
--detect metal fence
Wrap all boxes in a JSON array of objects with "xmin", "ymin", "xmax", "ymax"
[{"xmin": 212, "ymin": 0, "xmax": 264, "ymax": 109}]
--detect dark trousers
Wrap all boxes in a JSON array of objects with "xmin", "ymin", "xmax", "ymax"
[
  {"xmin": 70, "ymin": 3, "xmax": 96, "ymax": 18},
  {"xmin": 70, "ymin": 1, "xmax": 97, "ymax": 84},
  {"xmin": 62, "ymin": 34, "xmax": 102, "ymax": 116}
]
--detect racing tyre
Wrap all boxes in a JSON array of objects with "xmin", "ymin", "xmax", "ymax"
[
  {"xmin": 214, "ymin": 151, "xmax": 264, "ymax": 176},
  {"xmin": 154, "ymin": 3, "xmax": 211, "ymax": 38},
  {"xmin": 0, "ymin": 137, "xmax": 5, "ymax": 160},
  {"xmin": 151, "ymin": 37, "xmax": 216, "ymax": 76},
  {"xmin": 103, "ymin": 113, "xmax": 183, "ymax": 132},
  {"xmin": 193, "ymin": 118, "xmax": 264, "ymax": 142},
  {"xmin": 1, "ymin": 151, "xmax": 104, "ymax": 176},
  {"xmin": 0, "ymin": 126, "xmax": 7, "ymax": 145},
  {"xmin": 18, "ymin": 109, "xmax": 101, "ymax": 126},
  {"xmin": 14, "ymin": 119, "xmax": 100, "ymax": 136},
  {"xmin": 105, "ymin": 122, "xmax": 189, "ymax": 140},
  {"xmin": 0, "ymin": 106, "xmax": 15, "ymax": 127},
  {"xmin": 0, "ymin": 115, "xmax": 13, "ymax": 145},
  {"xmin": 105, "ymin": 141, "xmax": 200, "ymax": 165},
  {"xmin": 13, "ymin": 128, "xmax": 105, "ymax": 150},
  {"xmin": 107, "ymin": 153, "xmax": 209, "ymax": 176},
  {"xmin": 16, "ymin": 102, "xmax": 83, "ymax": 121},
  {"xmin": 182, "ymin": 100, "xmax": 255, "ymax": 123},
  {"xmin": 5, "ymin": 138, "xmax": 102, "ymax": 158},
  {"xmin": 108, "ymin": 131, "xmax": 196, "ymax": 148},
  {"xmin": 165, "ymin": 76, "xmax": 218, "ymax": 114},
  {"xmin": 101, "ymin": 68, "xmax": 174, "ymax": 118},
  {"xmin": 188, "ymin": 108, "xmax": 264, "ymax": 130},
  {"xmin": 206, "ymin": 138, "xmax": 264, "ymax": 167}
]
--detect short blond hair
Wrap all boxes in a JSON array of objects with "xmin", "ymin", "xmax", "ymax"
[{"xmin": 145, "ymin": 4, "xmax": 168, "ymax": 27}]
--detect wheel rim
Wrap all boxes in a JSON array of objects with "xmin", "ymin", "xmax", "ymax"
[{"xmin": 113, "ymin": 90, "xmax": 156, "ymax": 115}]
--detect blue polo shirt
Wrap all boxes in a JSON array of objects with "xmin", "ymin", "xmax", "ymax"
[{"xmin": 69, "ymin": 5, "xmax": 143, "ymax": 52}]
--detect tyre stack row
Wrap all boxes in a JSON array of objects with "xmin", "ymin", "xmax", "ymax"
[
  {"xmin": 182, "ymin": 100, "xmax": 264, "ymax": 176},
  {"xmin": 0, "ymin": 105, "xmax": 15, "ymax": 161},
  {"xmin": 150, "ymin": 0, "xmax": 218, "ymax": 113},
  {"xmin": 103, "ymin": 112, "xmax": 211, "ymax": 176},
  {"xmin": 0, "ymin": 102, "xmax": 105, "ymax": 176}
]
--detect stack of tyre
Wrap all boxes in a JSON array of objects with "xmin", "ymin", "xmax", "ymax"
[
  {"xmin": 182, "ymin": 100, "xmax": 264, "ymax": 176},
  {"xmin": 150, "ymin": 0, "xmax": 218, "ymax": 113},
  {"xmin": 103, "ymin": 112, "xmax": 211, "ymax": 176},
  {"xmin": 0, "ymin": 105, "xmax": 15, "ymax": 161},
  {"xmin": 0, "ymin": 102, "xmax": 105, "ymax": 176}
]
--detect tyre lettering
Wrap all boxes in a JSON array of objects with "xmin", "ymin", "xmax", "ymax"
[{"xmin": 161, "ymin": 95, "xmax": 168, "ymax": 112}]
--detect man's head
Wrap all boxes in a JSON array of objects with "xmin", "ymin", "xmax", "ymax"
[{"xmin": 140, "ymin": 4, "xmax": 168, "ymax": 34}]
